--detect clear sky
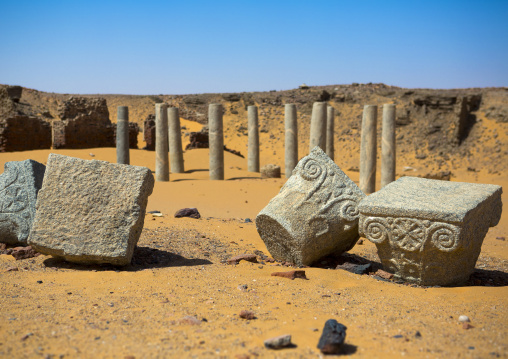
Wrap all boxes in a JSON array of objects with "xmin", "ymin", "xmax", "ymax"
[{"xmin": 0, "ymin": 0, "xmax": 507, "ymax": 94}]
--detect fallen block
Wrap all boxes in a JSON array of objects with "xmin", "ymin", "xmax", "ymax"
[
  {"xmin": 28, "ymin": 154, "xmax": 154, "ymax": 266},
  {"xmin": 256, "ymin": 147, "xmax": 365, "ymax": 266},
  {"xmin": 359, "ymin": 176, "xmax": 502, "ymax": 286},
  {"xmin": 0, "ymin": 159, "xmax": 45, "ymax": 245}
]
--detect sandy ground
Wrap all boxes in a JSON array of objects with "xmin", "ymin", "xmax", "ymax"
[{"xmin": 0, "ymin": 144, "xmax": 507, "ymax": 359}]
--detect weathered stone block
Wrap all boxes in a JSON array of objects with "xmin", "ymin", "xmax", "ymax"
[
  {"xmin": 256, "ymin": 147, "xmax": 366, "ymax": 266},
  {"xmin": 28, "ymin": 154, "xmax": 154, "ymax": 265},
  {"xmin": 0, "ymin": 160, "xmax": 45, "ymax": 245},
  {"xmin": 358, "ymin": 176, "xmax": 502, "ymax": 286}
]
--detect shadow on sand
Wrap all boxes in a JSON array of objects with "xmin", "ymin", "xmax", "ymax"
[{"xmin": 42, "ymin": 246, "xmax": 212, "ymax": 272}]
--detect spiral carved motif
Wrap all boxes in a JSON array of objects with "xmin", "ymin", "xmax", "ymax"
[
  {"xmin": 364, "ymin": 217, "xmax": 390, "ymax": 244},
  {"xmin": 341, "ymin": 200, "xmax": 360, "ymax": 222},
  {"xmin": 299, "ymin": 158, "xmax": 324, "ymax": 181},
  {"xmin": 429, "ymin": 223, "xmax": 459, "ymax": 252}
]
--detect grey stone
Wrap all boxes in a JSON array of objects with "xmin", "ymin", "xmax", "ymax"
[
  {"xmin": 264, "ymin": 334, "xmax": 292, "ymax": 349},
  {"xmin": 309, "ymin": 102, "xmax": 326, "ymax": 151},
  {"xmin": 261, "ymin": 164, "xmax": 281, "ymax": 178},
  {"xmin": 284, "ymin": 104, "xmax": 298, "ymax": 178},
  {"xmin": 358, "ymin": 176, "xmax": 502, "ymax": 286},
  {"xmin": 168, "ymin": 107, "xmax": 185, "ymax": 173},
  {"xmin": 326, "ymin": 106, "xmax": 335, "ymax": 161},
  {"xmin": 209, "ymin": 104, "xmax": 224, "ymax": 180},
  {"xmin": 155, "ymin": 103, "xmax": 169, "ymax": 181},
  {"xmin": 0, "ymin": 160, "xmax": 45, "ymax": 245},
  {"xmin": 28, "ymin": 154, "xmax": 154, "ymax": 265},
  {"xmin": 359, "ymin": 105, "xmax": 377, "ymax": 194},
  {"xmin": 116, "ymin": 106, "xmax": 130, "ymax": 165},
  {"xmin": 256, "ymin": 147, "xmax": 366, "ymax": 266},
  {"xmin": 381, "ymin": 104, "xmax": 396, "ymax": 188},
  {"xmin": 247, "ymin": 105, "xmax": 260, "ymax": 172}
]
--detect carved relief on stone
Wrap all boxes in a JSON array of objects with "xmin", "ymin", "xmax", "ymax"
[
  {"xmin": 256, "ymin": 147, "xmax": 365, "ymax": 266},
  {"xmin": 0, "ymin": 160, "xmax": 45, "ymax": 245},
  {"xmin": 362, "ymin": 216, "xmax": 460, "ymax": 253}
]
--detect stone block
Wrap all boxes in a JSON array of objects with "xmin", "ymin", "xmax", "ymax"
[
  {"xmin": 256, "ymin": 147, "xmax": 366, "ymax": 266},
  {"xmin": 358, "ymin": 176, "xmax": 502, "ymax": 286},
  {"xmin": 0, "ymin": 160, "xmax": 45, "ymax": 245},
  {"xmin": 28, "ymin": 154, "xmax": 154, "ymax": 265}
]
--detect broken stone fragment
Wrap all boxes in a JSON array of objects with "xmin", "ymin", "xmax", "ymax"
[
  {"xmin": 359, "ymin": 176, "xmax": 502, "ymax": 286},
  {"xmin": 317, "ymin": 319, "xmax": 347, "ymax": 354},
  {"xmin": 271, "ymin": 270, "xmax": 307, "ymax": 280},
  {"xmin": 227, "ymin": 254, "xmax": 258, "ymax": 265},
  {"xmin": 264, "ymin": 334, "xmax": 292, "ymax": 349},
  {"xmin": 28, "ymin": 154, "xmax": 154, "ymax": 266},
  {"xmin": 174, "ymin": 207, "xmax": 201, "ymax": 219},
  {"xmin": 261, "ymin": 164, "xmax": 281, "ymax": 178},
  {"xmin": 256, "ymin": 147, "xmax": 366, "ymax": 266},
  {"xmin": 0, "ymin": 159, "xmax": 45, "ymax": 245}
]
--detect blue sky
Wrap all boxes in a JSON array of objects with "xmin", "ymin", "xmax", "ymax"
[{"xmin": 0, "ymin": 0, "xmax": 507, "ymax": 94}]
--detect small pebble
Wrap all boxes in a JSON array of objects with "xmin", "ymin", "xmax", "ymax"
[
  {"xmin": 239, "ymin": 310, "xmax": 256, "ymax": 320},
  {"xmin": 458, "ymin": 315, "xmax": 470, "ymax": 323},
  {"xmin": 264, "ymin": 334, "xmax": 292, "ymax": 349}
]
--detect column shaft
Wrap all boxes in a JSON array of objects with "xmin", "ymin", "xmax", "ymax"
[
  {"xmin": 168, "ymin": 107, "xmax": 185, "ymax": 173},
  {"xmin": 284, "ymin": 104, "xmax": 298, "ymax": 178},
  {"xmin": 326, "ymin": 106, "xmax": 335, "ymax": 160},
  {"xmin": 116, "ymin": 106, "xmax": 130, "ymax": 165},
  {"xmin": 155, "ymin": 103, "xmax": 169, "ymax": 181},
  {"xmin": 209, "ymin": 104, "xmax": 224, "ymax": 180},
  {"xmin": 360, "ymin": 105, "xmax": 377, "ymax": 194},
  {"xmin": 309, "ymin": 102, "xmax": 327, "ymax": 151},
  {"xmin": 247, "ymin": 106, "xmax": 260, "ymax": 172},
  {"xmin": 381, "ymin": 104, "xmax": 396, "ymax": 188}
]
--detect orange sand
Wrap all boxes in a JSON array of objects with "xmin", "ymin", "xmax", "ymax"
[{"xmin": 0, "ymin": 144, "xmax": 507, "ymax": 358}]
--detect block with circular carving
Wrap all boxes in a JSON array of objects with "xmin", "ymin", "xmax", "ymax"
[
  {"xmin": 256, "ymin": 147, "xmax": 366, "ymax": 266},
  {"xmin": 0, "ymin": 160, "xmax": 45, "ymax": 245},
  {"xmin": 358, "ymin": 176, "xmax": 502, "ymax": 286},
  {"xmin": 28, "ymin": 154, "xmax": 154, "ymax": 265}
]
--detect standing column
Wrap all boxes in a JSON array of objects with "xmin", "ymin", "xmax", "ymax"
[
  {"xmin": 309, "ymin": 102, "xmax": 327, "ymax": 151},
  {"xmin": 381, "ymin": 104, "xmax": 396, "ymax": 188},
  {"xmin": 155, "ymin": 103, "xmax": 169, "ymax": 181},
  {"xmin": 285, "ymin": 104, "xmax": 298, "ymax": 178},
  {"xmin": 359, "ymin": 105, "xmax": 377, "ymax": 194},
  {"xmin": 116, "ymin": 106, "xmax": 130, "ymax": 165},
  {"xmin": 209, "ymin": 103, "xmax": 224, "ymax": 180},
  {"xmin": 168, "ymin": 107, "xmax": 185, "ymax": 173},
  {"xmin": 326, "ymin": 105, "xmax": 335, "ymax": 160},
  {"xmin": 247, "ymin": 105, "xmax": 260, "ymax": 172}
]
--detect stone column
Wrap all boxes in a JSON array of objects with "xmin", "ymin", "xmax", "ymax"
[
  {"xmin": 326, "ymin": 106, "xmax": 335, "ymax": 161},
  {"xmin": 116, "ymin": 106, "xmax": 130, "ymax": 165},
  {"xmin": 209, "ymin": 103, "xmax": 224, "ymax": 180},
  {"xmin": 359, "ymin": 105, "xmax": 377, "ymax": 194},
  {"xmin": 309, "ymin": 102, "xmax": 327, "ymax": 152},
  {"xmin": 167, "ymin": 107, "xmax": 185, "ymax": 173},
  {"xmin": 247, "ymin": 105, "xmax": 260, "ymax": 172},
  {"xmin": 381, "ymin": 104, "xmax": 396, "ymax": 188},
  {"xmin": 155, "ymin": 103, "xmax": 169, "ymax": 181},
  {"xmin": 284, "ymin": 104, "xmax": 298, "ymax": 178}
]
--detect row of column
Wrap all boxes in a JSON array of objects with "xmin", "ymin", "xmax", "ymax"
[{"xmin": 116, "ymin": 102, "xmax": 396, "ymax": 192}]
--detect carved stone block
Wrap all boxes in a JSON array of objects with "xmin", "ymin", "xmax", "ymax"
[
  {"xmin": 256, "ymin": 147, "xmax": 366, "ymax": 266},
  {"xmin": 359, "ymin": 176, "xmax": 502, "ymax": 286},
  {"xmin": 28, "ymin": 154, "xmax": 154, "ymax": 265},
  {"xmin": 0, "ymin": 160, "xmax": 45, "ymax": 245}
]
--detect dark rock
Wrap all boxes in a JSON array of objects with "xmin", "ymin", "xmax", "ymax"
[
  {"xmin": 174, "ymin": 208, "xmax": 201, "ymax": 219},
  {"xmin": 336, "ymin": 262, "xmax": 372, "ymax": 275},
  {"xmin": 6, "ymin": 86, "xmax": 22, "ymax": 102},
  {"xmin": 239, "ymin": 310, "xmax": 256, "ymax": 320},
  {"xmin": 143, "ymin": 114, "xmax": 156, "ymax": 151},
  {"xmin": 317, "ymin": 319, "xmax": 347, "ymax": 354},
  {"xmin": 227, "ymin": 254, "xmax": 258, "ymax": 265},
  {"xmin": 271, "ymin": 270, "xmax": 307, "ymax": 280},
  {"xmin": 222, "ymin": 93, "xmax": 241, "ymax": 102},
  {"xmin": 264, "ymin": 334, "xmax": 292, "ymax": 349},
  {"xmin": 244, "ymin": 218, "xmax": 252, "ymax": 223},
  {"xmin": 11, "ymin": 246, "xmax": 40, "ymax": 260},
  {"xmin": 421, "ymin": 171, "xmax": 451, "ymax": 181}
]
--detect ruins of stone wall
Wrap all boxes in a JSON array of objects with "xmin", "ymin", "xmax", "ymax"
[
  {"xmin": 0, "ymin": 116, "xmax": 52, "ymax": 152},
  {"xmin": 143, "ymin": 115, "xmax": 155, "ymax": 151},
  {"xmin": 52, "ymin": 97, "xmax": 115, "ymax": 149}
]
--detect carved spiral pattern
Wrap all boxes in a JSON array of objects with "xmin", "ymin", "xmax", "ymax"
[
  {"xmin": 299, "ymin": 158, "xmax": 324, "ymax": 181},
  {"xmin": 364, "ymin": 217, "xmax": 390, "ymax": 244},
  {"xmin": 341, "ymin": 200, "xmax": 360, "ymax": 222},
  {"xmin": 429, "ymin": 223, "xmax": 459, "ymax": 252}
]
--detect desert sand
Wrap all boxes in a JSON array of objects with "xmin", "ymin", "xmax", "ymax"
[
  {"xmin": 0, "ymin": 139, "xmax": 507, "ymax": 359},
  {"xmin": 0, "ymin": 90, "xmax": 508, "ymax": 359}
]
